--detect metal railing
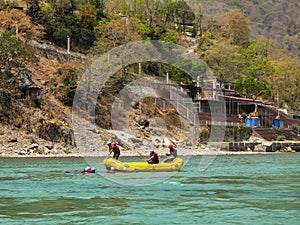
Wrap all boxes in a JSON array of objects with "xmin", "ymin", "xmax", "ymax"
[{"xmin": 155, "ymin": 89, "xmax": 245, "ymax": 127}]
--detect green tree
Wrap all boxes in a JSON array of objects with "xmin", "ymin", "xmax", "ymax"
[
  {"xmin": 203, "ymin": 41, "xmax": 243, "ymax": 82},
  {"xmin": 55, "ymin": 64, "xmax": 79, "ymax": 106},
  {"xmin": 267, "ymin": 60, "xmax": 300, "ymax": 110},
  {"xmin": 240, "ymin": 41, "xmax": 275, "ymax": 82},
  {"xmin": 121, "ymin": 0, "xmax": 129, "ymax": 15},
  {"xmin": 234, "ymin": 77, "xmax": 270, "ymax": 100},
  {"xmin": 167, "ymin": 65, "xmax": 189, "ymax": 83},
  {"xmin": 159, "ymin": 33, "xmax": 177, "ymax": 43},
  {"xmin": 78, "ymin": 4, "xmax": 97, "ymax": 49},
  {"xmin": 172, "ymin": 0, "xmax": 195, "ymax": 32},
  {"xmin": 38, "ymin": 0, "xmax": 98, "ymax": 51},
  {"xmin": 131, "ymin": 0, "xmax": 162, "ymax": 28},
  {"xmin": 27, "ymin": 0, "xmax": 43, "ymax": 25},
  {"xmin": 90, "ymin": 0, "xmax": 105, "ymax": 20},
  {"xmin": 159, "ymin": 0, "xmax": 176, "ymax": 27},
  {"xmin": 92, "ymin": 18, "xmax": 142, "ymax": 54},
  {"xmin": 216, "ymin": 11, "xmax": 250, "ymax": 47},
  {"xmin": 197, "ymin": 31, "xmax": 215, "ymax": 52},
  {"xmin": 0, "ymin": 32, "xmax": 32, "ymax": 79}
]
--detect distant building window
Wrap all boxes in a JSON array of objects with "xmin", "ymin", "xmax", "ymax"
[{"xmin": 293, "ymin": 115, "xmax": 300, "ymax": 120}]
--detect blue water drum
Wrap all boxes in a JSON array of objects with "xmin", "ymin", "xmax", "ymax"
[
  {"xmin": 273, "ymin": 119, "xmax": 280, "ymax": 128},
  {"xmin": 252, "ymin": 117, "xmax": 259, "ymax": 127},
  {"xmin": 246, "ymin": 118, "xmax": 251, "ymax": 127}
]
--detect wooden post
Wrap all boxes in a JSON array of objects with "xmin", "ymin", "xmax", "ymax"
[
  {"xmin": 67, "ymin": 36, "xmax": 70, "ymax": 54},
  {"xmin": 139, "ymin": 62, "xmax": 141, "ymax": 76},
  {"xmin": 166, "ymin": 71, "xmax": 169, "ymax": 83}
]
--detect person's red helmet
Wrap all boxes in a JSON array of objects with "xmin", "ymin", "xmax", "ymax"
[
  {"xmin": 166, "ymin": 153, "xmax": 171, "ymax": 156},
  {"xmin": 168, "ymin": 144, "xmax": 173, "ymax": 149}
]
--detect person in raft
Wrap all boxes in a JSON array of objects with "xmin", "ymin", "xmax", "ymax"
[
  {"xmin": 147, "ymin": 149, "xmax": 159, "ymax": 164},
  {"xmin": 163, "ymin": 144, "xmax": 177, "ymax": 163},
  {"xmin": 107, "ymin": 141, "xmax": 120, "ymax": 160}
]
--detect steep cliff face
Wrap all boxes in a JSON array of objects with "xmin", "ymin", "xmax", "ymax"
[
  {"xmin": 0, "ymin": 46, "xmax": 80, "ymax": 156},
  {"xmin": 0, "ymin": 88, "xmax": 76, "ymax": 156}
]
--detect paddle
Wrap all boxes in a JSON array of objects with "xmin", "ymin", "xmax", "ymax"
[
  {"xmin": 137, "ymin": 151, "xmax": 148, "ymax": 162},
  {"xmin": 65, "ymin": 169, "xmax": 96, "ymax": 174},
  {"xmin": 106, "ymin": 152, "xmax": 111, "ymax": 159}
]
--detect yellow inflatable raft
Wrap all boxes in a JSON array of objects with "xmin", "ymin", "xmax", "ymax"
[{"xmin": 103, "ymin": 157, "xmax": 184, "ymax": 172}]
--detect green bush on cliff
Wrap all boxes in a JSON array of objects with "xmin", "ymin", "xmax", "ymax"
[
  {"xmin": 227, "ymin": 126, "xmax": 253, "ymax": 142},
  {"xmin": 276, "ymin": 135, "xmax": 286, "ymax": 141},
  {"xmin": 291, "ymin": 124, "xmax": 300, "ymax": 134},
  {"xmin": 199, "ymin": 126, "xmax": 210, "ymax": 144},
  {"xmin": 55, "ymin": 64, "xmax": 79, "ymax": 106},
  {"xmin": 0, "ymin": 32, "xmax": 32, "ymax": 80}
]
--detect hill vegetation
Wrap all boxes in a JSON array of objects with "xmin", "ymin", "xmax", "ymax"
[
  {"xmin": 198, "ymin": 0, "xmax": 300, "ymax": 52},
  {"xmin": 0, "ymin": 0, "xmax": 300, "ymax": 154}
]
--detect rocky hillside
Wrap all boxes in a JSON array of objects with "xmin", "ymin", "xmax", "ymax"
[
  {"xmin": 0, "ymin": 41, "xmax": 84, "ymax": 156},
  {"xmin": 0, "ymin": 40, "xmax": 187, "ymax": 157},
  {"xmin": 1, "ymin": 40, "xmax": 299, "ymax": 157}
]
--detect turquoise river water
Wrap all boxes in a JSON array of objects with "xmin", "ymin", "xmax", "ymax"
[{"xmin": 0, "ymin": 154, "xmax": 299, "ymax": 225}]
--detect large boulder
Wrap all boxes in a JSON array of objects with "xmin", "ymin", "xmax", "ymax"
[{"xmin": 254, "ymin": 144, "xmax": 266, "ymax": 152}]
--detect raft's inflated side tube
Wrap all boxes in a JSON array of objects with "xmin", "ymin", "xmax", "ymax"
[
  {"xmin": 104, "ymin": 158, "xmax": 129, "ymax": 171},
  {"xmin": 104, "ymin": 158, "xmax": 184, "ymax": 172}
]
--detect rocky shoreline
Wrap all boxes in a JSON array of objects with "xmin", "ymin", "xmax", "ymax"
[
  {"xmin": 1, "ymin": 139, "xmax": 299, "ymax": 158},
  {"xmin": 1, "ymin": 124, "xmax": 299, "ymax": 158}
]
